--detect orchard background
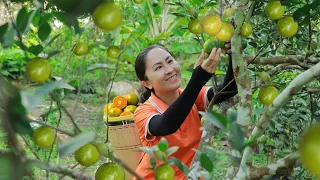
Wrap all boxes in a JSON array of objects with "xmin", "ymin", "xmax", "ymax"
[{"xmin": 0, "ymin": 0, "xmax": 320, "ymax": 179}]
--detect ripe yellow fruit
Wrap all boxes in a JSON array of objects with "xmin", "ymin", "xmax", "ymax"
[
  {"xmin": 104, "ymin": 103, "xmax": 114, "ymax": 116},
  {"xmin": 188, "ymin": 19, "xmax": 202, "ymax": 34},
  {"xmin": 201, "ymin": 15, "xmax": 222, "ymax": 36},
  {"xmin": 123, "ymin": 105, "xmax": 137, "ymax": 114},
  {"xmin": 276, "ymin": 16, "xmax": 298, "ymax": 38},
  {"xmin": 265, "ymin": 1, "xmax": 285, "ymax": 20},
  {"xmin": 216, "ymin": 22, "xmax": 234, "ymax": 42},
  {"xmin": 125, "ymin": 93, "xmax": 139, "ymax": 105}
]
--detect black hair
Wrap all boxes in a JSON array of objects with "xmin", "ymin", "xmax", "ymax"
[{"xmin": 134, "ymin": 45, "xmax": 173, "ymax": 103}]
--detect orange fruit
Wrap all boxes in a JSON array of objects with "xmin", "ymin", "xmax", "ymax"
[
  {"xmin": 113, "ymin": 96, "xmax": 127, "ymax": 109},
  {"xmin": 95, "ymin": 163, "xmax": 125, "ymax": 180},
  {"xmin": 107, "ymin": 45, "xmax": 121, "ymax": 59},
  {"xmin": 240, "ymin": 23, "xmax": 252, "ymax": 37},
  {"xmin": 108, "ymin": 108, "xmax": 122, "ymax": 117},
  {"xmin": 276, "ymin": 16, "xmax": 298, "ymax": 38},
  {"xmin": 26, "ymin": 57, "xmax": 52, "ymax": 83},
  {"xmin": 216, "ymin": 22, "xmax": 234, "ymax": 42},
  {"xmin": 120, "ymin": 111, "xmax": 132, "ymax": 116},
  {"xmin": 188, "ymin": 19, "xmax": 202, "ymax": 34},
  {"xmin": 123, "ymin": 105, "xmax": 137, "ymax": 113},
  {"xmin": 125, "ymin": 93, "xmax": 139, "ymax": 105},
  {"xmin": 73, "ymin": 42, "xmax": 88, "ymax": 56},
  {"xmin": 299, "ymin": 123, "xmax": 320, "ymax": 177},
  {"xmin": 201, "ymin": 15, "xmax": 222, "ymax": 36},
  {"xmin": 154, "ymin": 164, "xmax": 175, "ymax": 180},
  {"xmin": 74, "ymin": 143, "xmax": 100, "ymax": 167},
  {"xmin": 32, "ymin": 126, "xmax": 56, "ymax": 148},
  {"xmin": 93, "ymin": 2, "xmax": 122, "ymax": 32},
  {"xmin": 265, "ymin": 1, "xmax": 285, "ymax": 20},
  {"xmin": 104, "ymin": 103, "xmax": 114, "ymax": 116},
  {"xmin": 258, "ymin": 86, "xmax": 279, "ymax": 106}
]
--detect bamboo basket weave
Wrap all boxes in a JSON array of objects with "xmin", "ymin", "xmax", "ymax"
[{"xmin": 104, "ymin": 114, "xmax": 142, "ymax": 180}]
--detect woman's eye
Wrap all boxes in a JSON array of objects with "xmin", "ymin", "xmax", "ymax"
[
  {"xmin": 168, "ymin": 60, "xmax": 173, "ymax": 64},
  {"xmin": 155, "ymin": 66, "xmax": 162, "ymax": 71}
]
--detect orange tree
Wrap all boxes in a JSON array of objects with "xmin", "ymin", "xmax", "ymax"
[{"xmin": 1, "ymin": 0, "xmax": 320, "ymax": 179}]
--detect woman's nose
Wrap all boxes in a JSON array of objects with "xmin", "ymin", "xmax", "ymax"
[{"xmin": 165, "ymin": 65, "xmax": 174, "ymax": 74}]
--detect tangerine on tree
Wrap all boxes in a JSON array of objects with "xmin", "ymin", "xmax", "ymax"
[
  {"xmin": 258, "ymin": 86, "xmax": 279, "ymax": 106},
  {"xmin": 276, "ymin": 16, "xmax": 298, "ymax": 38},
  {"xmin": 265, "ymin": 1, "xmax": 285, "ymax": 20},
  {"xmin": 73, "ymin": 42, "xmax": 89, "ymax": 56},
  {"xmin": 93, "ymin": 2, "xmax": 122, "ymax": 32},
  {"xmin": 240, "ymin": 23, "xmax": 252, "ymax": 37},
  {"xmin": 74, "ymin": 143, "xmax": 100, "ymax": 167},
  {"xmin": 32, "ymin": 126, "xmax": 56, "ymax": 148},
  {"xmin": 299, "ymin": 123, "xmax": 320, "ymax": 177},
  {"xmin": 95, "ymin": 163, "xmax": 126, "ymax": 180},
  {"xmin": 188, "ymin": 19, "xmax": 202, "ymax": 34},
  {"xmin": 107, "ymin": 45, "xmax": 121, "ymax": 59},
  {"xmin": 203, "ymin": 38, "xmax": 226, "ymax": 55},
  {"xmin": 125, "ymin": 93, "xmax": 139, "ymax": 105},
  {"xmin": 216, "ymin": 22, "xmax": 234, "ymax": 42},
  {"xmin": 26, "ymin": 57, "xmax": 52, "ymax": 83},
  {"xmin": 134, "ymin": 0, "xmax": 142, "ymax": 4},
  {"xmin": 201, "ymin": 14, "xmax": 222, "ymax": 36},
  {"xmin": 113, "ymin": 96, "xmax": 127, "ymax": 109},
  {"xmin": 154, "ymin": 164, "xmax": 175, "ymax": 180}
]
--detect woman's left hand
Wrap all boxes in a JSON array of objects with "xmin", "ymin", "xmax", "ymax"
[{"xmin": 222, "ymin": 42, "xmax": 231, "ymax": 55}]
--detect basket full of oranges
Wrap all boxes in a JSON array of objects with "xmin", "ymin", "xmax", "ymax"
[
  {"xmin": 103, "ymin": 93, "xmax": 139, "ymax": 124},
  {"xmin": 103, "ymin": 93, "xmax": 142, "ymax": 180}
]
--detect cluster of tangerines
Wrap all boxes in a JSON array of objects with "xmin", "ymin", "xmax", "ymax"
[
  {"xmin": 104, "ymin": 93, "xmax": 139, "ymax": 118},
  {"xmin": 31, "ymin": 125, "xmax": 126, "ymax": 179}
]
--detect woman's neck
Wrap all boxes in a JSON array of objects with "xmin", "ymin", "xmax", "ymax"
[{"xmin": 155, "ymin": 89, "xmax": 180, "ymax": 105}]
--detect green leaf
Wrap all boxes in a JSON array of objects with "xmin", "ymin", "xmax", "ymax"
[
  {"xmin": 47, "ymin": 50, "xmax": 61, "ymax": 59},
  {"xmin": 39, "ymin": 13, "xmax": 53, "ymax": 27},
  {"xmin": 0, "ymin": 78, "xmax": 33, "ymax": 135},
  {"xmin": 1, "ymin": 25, "xmax": 15, "ymax": 48},
  {"xmin": 311, "ymin": 0, "xmax": 320, "ymax": 10},
  {"xmin": 0, "ymin": 23, "xmax": 8, "ymax": 38},
  {"xmin": 199, "ymin": 110, "xmax": 228, "ymax": 130},
  {"xmin": 28, "ymin": 44, "xmax": 43, "ymax": 56},
  {"xmin": 166, "ymin": 146, "xmax": 179, "ymax": 156},
  {"xmin": 249, "ymin": 42, "xmax": 257, "ymax": 47},
  {"xmin": 58, "ymin": 132, "xmax": 96, "ymax": 157},
  {"xmin": 150, "ymin": 158, "xmax": 156, "ymax": 169},
  {"xmin": 203, "ymin": 146, "xmax": 216, "ymax": 161},
  {"xmin": 16, "ymin": 7, "xmax": 29, "ymax": 34},
  {"xmin": 1, "ymin": 70, "xmax": 10, "ymax": 76},
  {"xmin": 139, "ymin": 147, "xmax": 155, "ymax": 156},
  {"xmin": 229, "ymin": 122, "xmax": 245, "ymax": 152},
  {"xmin": 45, "ymin": 33, "xmax": 61, "ymax": 48},
  {"xmin": 0, "ymin": 152, "xmax": 26, "ymax": 180},
  {"xmin": 293, "ymin": 4, "xmax": 311, "ymax": 22},
  {"xmin": 32, "ymin": 9, "xmax": 41, "ymax": 27},
  {"xmin": 167, "ymin": 157, "xmax": 189, "ymax": 175},
  {"xmin": 52, "ymin": 12, "xmax": 81, "ymax": 34},
  {"xmin": 158, "ymin": 137, "xmax": 169, "ymax": 152},
  {"xmin": 194, "ymin": 149, "xmax": 213, "ymax": 172},
  {"xmin": 38, "ymin": 22, "xmax": 51, "ymax": 42},
  {"xmin": 21, "ymin": 81, "xmax": 75, "ymax": 113}
]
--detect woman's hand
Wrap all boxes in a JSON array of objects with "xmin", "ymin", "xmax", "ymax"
[
  {"xmin": 194, "ymin": 48, "xmax": 221, "ymax": 74},
  {"xmin": 223, "ymin": 42, "xmax": 231, "ymax": 54}
]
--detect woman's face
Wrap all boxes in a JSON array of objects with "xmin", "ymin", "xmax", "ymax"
[{"xmin": 143, "ymin": 48, "xmax": 181, "ymax": 94}]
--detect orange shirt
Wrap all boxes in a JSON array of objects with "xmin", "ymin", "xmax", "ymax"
[{"xmin": 133, "ymin": 87, "xmax": 210, "ymax": 180}]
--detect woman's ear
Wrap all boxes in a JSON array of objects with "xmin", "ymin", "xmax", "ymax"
[{"xmin": 141, "ymin": 81, "xmax": 152, "ymax": 90}]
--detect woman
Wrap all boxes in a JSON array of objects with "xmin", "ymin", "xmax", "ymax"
[{"xmin": 133, "ymin": 44, "xmax": 237, "ymax": 180}]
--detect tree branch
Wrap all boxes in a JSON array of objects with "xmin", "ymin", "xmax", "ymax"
[
  {"xmin": 268, "ymin": 64, "xmax": 303, "ymax": 75},
  {"xmin": 249, "ymin": 152, "xmax": 299, "ymax": 180},
  {"xmin": 244, "ymin": 55, "xmax": 320, "ymax": 66}
]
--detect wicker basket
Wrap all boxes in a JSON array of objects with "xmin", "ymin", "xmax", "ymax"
[{"xmin": 104, "ymin": 114, "xmax": 142, "ymax": 180}]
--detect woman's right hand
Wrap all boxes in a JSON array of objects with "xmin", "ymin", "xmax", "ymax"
[{"xmin": 194, "ymin": 48, "xmax": 222, "ymax": 74}]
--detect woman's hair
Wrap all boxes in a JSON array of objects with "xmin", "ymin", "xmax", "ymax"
[{"xmin": 135, "ymin": 45, "xmax": 173, "ymax": 103}]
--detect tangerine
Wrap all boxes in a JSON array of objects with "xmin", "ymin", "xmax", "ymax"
[
  {"xmin": 201, "ymin": 15, "xmax": 222, "ymax": 36},
  {"xmin": 113, "ymin": 96, "xmax": 127, "ymax": 109}
]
